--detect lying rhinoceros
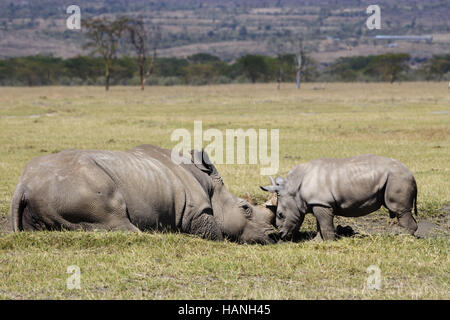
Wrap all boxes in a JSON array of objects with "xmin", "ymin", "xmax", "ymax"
[
  {"xmin": 261, "ymin": 154, "xmax": 418, "ymax": 241},
  {"xmin": 10, "ymin": 144, "xmax": 277, "ymax": 244}
]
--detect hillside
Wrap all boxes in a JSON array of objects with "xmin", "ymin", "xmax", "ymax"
[{"xmin": 0, "ymin": 0, "xmax": 449, "ymax": 63}]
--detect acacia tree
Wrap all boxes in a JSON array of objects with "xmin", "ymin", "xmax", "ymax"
[
  {"xmin": 366, "ymin": 53, "xmax": 410, "ymax": 83},
  {"xmin": 423, "ymin": 55, "xmax": 450, "ymax": 81},
  {"xmin": 237, "ymin": 55, "xmax": 268, "ymax": 83},
  {"xmin": 127, "ymin": 18, "xmax": 161, "ymax": 90},
  {"xmin": 83, "ymin": 16, "xmax": 129, "ymax": 91}
]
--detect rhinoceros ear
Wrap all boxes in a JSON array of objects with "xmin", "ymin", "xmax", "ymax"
[
  {"xmin": 260, "ymin": 176, "xmax": 282, "ymax": 193},
  {"xmin": 242, "ymin": 192, "xmax": 255, "ymax": 205},
  {"xmin": 260, "ymin": 185, "xmax": 278, "ymax": 192},
  {"xmin": 191, "ymin": 149, "xmax": 220, "ymax": 177},
  {"xmin": 275, "ymin": 176, "xmax": 285, "ymax": 185}
]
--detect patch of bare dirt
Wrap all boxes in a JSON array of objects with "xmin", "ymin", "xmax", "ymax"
[
  {"xmin": 334, "ymin": 214, "xmax": 450, "ymax": 239},
  {"xmin": 293, "ymin": 209, "xmax": 450, "ymax": 241},
  {"xmin": 1, "ymin": 211, "xmax": 448, "ymax": 240}
]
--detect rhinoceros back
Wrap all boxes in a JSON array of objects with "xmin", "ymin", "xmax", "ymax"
[
  {"xmin": 293, "ymin": 154, "xmax": 415, "ymax": 216},
  {"xmin": 86, "ymin": 146, "xmax": 213, "ymax": 231},
  {"xmin": 12, "ymin": 147, "xmax": 213, "ymax": 232}
]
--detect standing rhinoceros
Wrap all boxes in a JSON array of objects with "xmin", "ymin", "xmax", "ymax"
[
  {"xmin": 10, "ymin": 144, "xmax": 277, "ymax": 244},
  {"xmin": 261, "ymin": 154, "xmax": 418, "ymax": 241}
]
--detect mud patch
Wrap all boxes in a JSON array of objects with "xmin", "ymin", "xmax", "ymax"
[
  {"xmin": 333, "ymin": 214, "xmax": 449, "ymax": 239},
  {"xmin": 415, "ymin": 220, "xmax": 438, "ymax": 238},
  {"xmin": 335, "ymin": 225, "xmax": 356, "ymax": 238},
  {"xmin": 441, "ymin": 205, "xmax": 450, "ymax": 215},
  {"xmin": 289, "ymin": 213, "xmax": 449, "ymax": 242}
]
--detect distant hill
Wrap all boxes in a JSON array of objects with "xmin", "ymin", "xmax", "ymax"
[{"xmin": 0, "ymin": 0, "xmax": 449, "ymax": 64}]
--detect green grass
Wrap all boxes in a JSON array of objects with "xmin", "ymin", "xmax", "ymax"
[
  {"xmin": 0, "ymin": 83, "xmax": 449, "ymax": 299},
  {"xmin": 0, "ymin": 231, "xmax": 448, "ymax": 299}
]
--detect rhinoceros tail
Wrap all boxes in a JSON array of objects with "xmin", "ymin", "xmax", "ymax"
[
  {"xmin": 413, "ymin": 178, "xmax": 418, "ymax": 216},
  {"xmin": 414, "ymin": 186, "xmax": 418, "ymax": 216},
  {"xmin": 10, "ymin": 185, "xmax": 26, "ymax": 232}
]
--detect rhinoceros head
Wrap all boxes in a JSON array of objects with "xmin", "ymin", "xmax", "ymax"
[
  {"xmin": 219, "ymin": 197, "xmax": 278, "ymax": 244},
  {"xmin": 191, "ymin": 150, "xmax": 278, "ymax": 244},
  {"xmin": 260, "ymin": 176, "xmax": 306, "ymax": 240}
]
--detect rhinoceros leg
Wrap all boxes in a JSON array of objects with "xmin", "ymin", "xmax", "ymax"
[
  {"xmin": 99, "ymin": 219, "xmax": 141, "ymax": 232},
  {"xmin": 20, "ymin": 200, "xmax": 140, "ymax": 232},
  {"xmin": 312, "ymin": 221, "xmax": 323, "ymax": 242},
  {"xmin": 387, "ymin": 209, "xmax": 417, "ymax": 235},
  {"xmin": 63, "ymin": 220, "xmax": 140, "ymax": 232},
  {"xmin": 312, "ymin": 206, "xmax": 335, "ymax": 241},
  {"xmin": 188, "ymin": 211, "xmax": 224, "ymax": 241},
  {"xmin": 19, "ymin": 177, "xmax": 141, "ymax": 232},
  {"xmin": 310, "ymin": 219, "xmax": 324, "ymax": 242}
]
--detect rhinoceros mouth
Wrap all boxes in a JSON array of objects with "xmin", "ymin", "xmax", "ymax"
[
  {"xmin": 279, "ymin": 230, "xmax": 292, "ymax": 241},
  {"xmin": 247, "ymin": 228, "xmax": 280, "ymax": 245},
  {"xmin": 267, "ymin": 231, "xmax": 280, "ymax": 243}
]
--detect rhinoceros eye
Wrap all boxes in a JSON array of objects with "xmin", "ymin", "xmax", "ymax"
[{"xmin": 241, "ymin": 202, "xmax": 252, "ymax": 216}]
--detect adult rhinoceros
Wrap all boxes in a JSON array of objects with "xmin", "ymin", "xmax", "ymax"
[
  {"xmin": 261, "ymin": 154, "xmax": 418, "ymax": 241},
  {"xmin": 10, "ymin": 144, "xmax": 277, "ymax": 244}
]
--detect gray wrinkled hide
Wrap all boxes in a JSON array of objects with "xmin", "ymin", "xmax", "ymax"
[
  {"xmin": 262, "ymin": 154, "xmax": 418, "ymax": 240},
  {"xmin": 10, "ymin": 145, "xmax": 276, "ymax": 244}
]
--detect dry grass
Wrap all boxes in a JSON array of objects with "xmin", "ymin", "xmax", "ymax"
[
  {"xmin": 0, "ymin": 232, "xmax": 448, "ymax": 299},
  {"xmin": 0, "ymin": 82, "xmax": 449, "ymax": 299}
]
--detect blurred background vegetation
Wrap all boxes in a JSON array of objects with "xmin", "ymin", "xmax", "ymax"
[
  {"xmin": 0, "ymin": 0, "xmax": 449, "ymax": 87},
  {"xmin": 0, "ymin": 52, "xmax": 449, "ymax": 86}
]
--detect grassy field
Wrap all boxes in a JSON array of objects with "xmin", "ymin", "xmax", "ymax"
[{"xmin": 0, "ymin": 83, "xmax": 449, "ymax": 299}]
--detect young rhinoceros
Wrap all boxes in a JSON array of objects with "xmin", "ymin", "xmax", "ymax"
[{"xmin": 261, "ymin": 154, "xmax": 418, "ymax": 241}]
